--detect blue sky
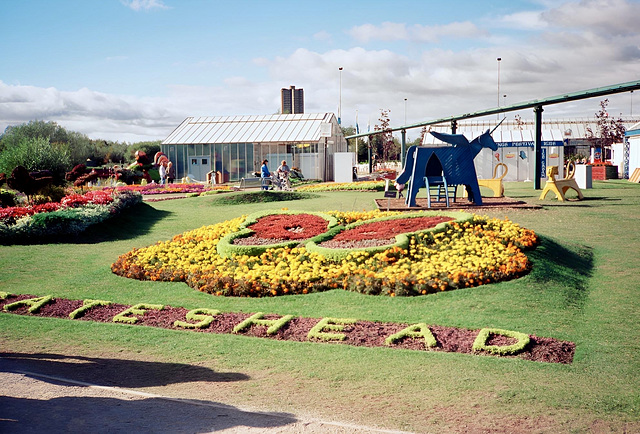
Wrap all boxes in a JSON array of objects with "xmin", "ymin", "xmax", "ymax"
[{"xmin": 1, "ymin": 0, "xmax": 639, "ymax": 141}]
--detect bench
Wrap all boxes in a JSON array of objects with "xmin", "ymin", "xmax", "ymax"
[
  {"xmin": 539, "ymin": 164, "xmax": 584, "ymax": 201},
  {"xmin": 235, "ymin": 177, "xmax": 270, "ymax": 191},
  {"xmin": 477, "ymin": 163, "xmax": 507, "ymax": 197}
]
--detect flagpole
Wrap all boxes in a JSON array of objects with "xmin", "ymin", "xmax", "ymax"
[{"xmin": 355, "ymin": 109, "xmax": 359, "ymax": 158}]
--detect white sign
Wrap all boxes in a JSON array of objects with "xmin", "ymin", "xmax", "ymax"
[{"xmin": 320, "ymin": 123, "xmax": 332, "ymax": 137}]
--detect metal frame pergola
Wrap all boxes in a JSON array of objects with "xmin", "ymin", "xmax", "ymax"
[{"xmin": 345, "ymin": 79, "xmax": 640, "ymax": 189}]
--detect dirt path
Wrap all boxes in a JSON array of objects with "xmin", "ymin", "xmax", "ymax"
[{"xmin": 0, "ymin": 354, "xmax": 410, "ymax": 433}]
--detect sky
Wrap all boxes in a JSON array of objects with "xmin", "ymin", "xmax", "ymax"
[{"xmin": 0, "ymin": 0, "xmax": 639, "ymax": 142}]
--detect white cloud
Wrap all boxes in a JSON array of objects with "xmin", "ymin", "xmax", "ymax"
[
  {"xmin": 313, "ymin": 30, "xmax": 333, "ymax": 42},
  {"xmin": 498, "ymin": 11, "xmax": 548, "ymax": 31},
  {"xmin": 348, "ymin": 21, "xmax": 486, "ymax": 43},
  {"xmin": 349, "ymin": 22, "xmax": 409, "ymax": 42},
  {"xmin": 2, "ymin": 1, "xmax": 638, "ymax": 142},
  {"xmin": 121, "ymin": 0, "xmax": 170, "ymax": 11},
  {"xmin": 0, "ymin": 81, "xmax": 176, "ymax": 142},
  {"xmin": 542, "ymin": 0, "xmax": 640, "ymax": 37}
]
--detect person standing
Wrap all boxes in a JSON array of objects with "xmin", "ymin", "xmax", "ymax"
[
  {"xmin": 260, "ymin": 159, "xmax": 270, "ymax": 190},
  {"xmin": 167, "ymin": 161, "xmax": 175, "ymax": 184},
  {"xmin": 159, "ymin": 161, "xmax": 167, "ymax": 185}
]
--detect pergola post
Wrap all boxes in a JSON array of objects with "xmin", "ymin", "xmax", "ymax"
[
  {"xmin": 534, "ymin": 105, "xmax": 544, "ymax": 189},
  {"xmin": 368, "ymin": 135, "xmax": 373, "ymax": 173},
  {"xmin": 401, "ymin": 129, "xmax": 406, "ymax": 167}
]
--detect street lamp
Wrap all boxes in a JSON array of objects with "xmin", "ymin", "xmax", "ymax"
[
  {"xmin": 497, "ymin": 58, "xmax": 502, "ymax": 106},
  {"xmin": 404, "ymin": 98, "xmax": 407, "ymax": 124},
  {"xmin": 338, "ymin": 67, "xmax": 343, "ymax": 125},
  {"xmin": 497, "ymin": 57, "xmax": 502, "ymax": 120}
]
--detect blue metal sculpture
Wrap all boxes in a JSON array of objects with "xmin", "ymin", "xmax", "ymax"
[{"xmin": 395, "ymin": 129, "xmax": 499, "ymax": 207}]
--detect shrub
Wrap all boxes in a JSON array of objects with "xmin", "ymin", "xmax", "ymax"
[
  {"xmin": 472, "ymin": 328, "xmax": 531, "ymax": 355},
  {"xmin": 0, "ymin": 190, "xmax": 142, "ymax": 242},
  {"xmin": 0, "ymin": 137, "xmax": 71, "ymax": 183},
  {"xmin": 0, "ymin": 189, "xmax": 18, "ymax": 207}
]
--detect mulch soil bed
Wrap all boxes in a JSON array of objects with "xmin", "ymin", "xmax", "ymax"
[
  {"xmin": 375, "ymin": 196, "xmax": 542, "ymax": 211},
  {"xmin": 1, "ymin": 295, "xmax": 574, "ymax": 364}
]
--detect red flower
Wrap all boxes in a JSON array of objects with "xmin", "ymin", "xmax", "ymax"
[
  {"xmin": 247, "ymin": 214, "xmax": 329, "ymax": 240},
  {"xmin": 332, "ymin": 216, "xmax": 454, "ymax": 241}
]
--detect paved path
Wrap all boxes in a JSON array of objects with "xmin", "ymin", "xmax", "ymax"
[{"xmin": 0, "ymin": 355, "xmax": 411, "ymax": 434}]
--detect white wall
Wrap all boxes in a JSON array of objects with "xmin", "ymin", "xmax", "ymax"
[
  {"xmin": 334, "ymin": 152, "xmax": 357, "ymax": 183},
  {"xmin": 476, "ymin": 146, "xmax": 564, "ymax": 181},
  {"xmin": 629, "ymin": 136, "xmax": 640, "ymax": 176}
]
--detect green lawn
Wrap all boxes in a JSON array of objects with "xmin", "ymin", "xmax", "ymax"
[{"xmin": 1, "ymin": 181, "xmax": 639, "ymax": 432}]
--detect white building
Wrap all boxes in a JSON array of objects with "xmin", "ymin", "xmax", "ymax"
[
  {"xmin": 161, "ymin": 113, "xmax": 346, "ymax": 182},
  {"xmin": 625, "ymin": 121, "xmax": 640, "ymax": 178}
]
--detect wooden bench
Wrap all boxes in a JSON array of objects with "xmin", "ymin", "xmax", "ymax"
[
  {"xmin": 235, "ymin": 177, "xmax": 270, "ymax": 190},
  {"xmin": 539, "ymin": 164, "xmax": 584, "ymax": 201}
]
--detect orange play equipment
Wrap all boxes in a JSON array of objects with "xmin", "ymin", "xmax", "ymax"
[{"xmin": 539, "ymin": 162, "xmax": 584, "ymax": 201}]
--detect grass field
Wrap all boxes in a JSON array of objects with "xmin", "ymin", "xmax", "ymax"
[{"xmin": 1, "ymin": 180, "xmax": 639, "ymax": 432}]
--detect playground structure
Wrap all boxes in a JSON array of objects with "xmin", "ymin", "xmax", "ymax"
[
  {"xmin": 539, "ymin": 162, "xmax": 584, "ymax": 201},
  {"xmin": 476, "ymin": 163, "xmax": 508, "ymax": 198},
  {"xmin": 346, "ymin": 80, "xmax": 640, "ymax": 190},
  {"xmin": 395, "ymin": 129, "xmax": 499, "ymax": 207}
]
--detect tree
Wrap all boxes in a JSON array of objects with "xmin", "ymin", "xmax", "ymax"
[
  {"xmin": 0, "ymin": 120, "xmax": 65, "ymax": 153},
  {"xmin": 586, "ymin": 99, "xmax": 626, "ymax": 161},
  {"xmin": 0, "ymin": 120, "xmax": 93, "ymax": 167},
  {"xmin": 374, "ymin": 109, "xmax": 393, "ymax": 163},
  {"xmin": 0, "ymin": 136, "xmax": 70, "ymax": 183},
  {"xmin": 408, "ymin": 126, "xmax": 428, "ymax": 148}
]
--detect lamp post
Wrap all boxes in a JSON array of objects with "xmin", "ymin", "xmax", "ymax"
[
  {"xmin": 338, "ymin": 67, "xmax": 343, "ymax": 125},
  {"xmin": 404, "ymin": 98, "xmax": 407, "ymax": 124},
  {"xmin": 402, "ymin": 98, "xmax": 408, "ymax": 166},
  {"xmin": 497, "ymin": 57, "xmax": 502, "ymax": 119}
]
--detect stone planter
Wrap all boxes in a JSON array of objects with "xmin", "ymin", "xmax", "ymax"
[{"xmin": 590, "ymin": 165, "xmax": 618, "ymax": 180}]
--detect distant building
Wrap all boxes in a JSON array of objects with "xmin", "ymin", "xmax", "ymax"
[
  {"xmin": 625, "ymin": 121, "xmax": 640, "ymax": 178},
  {"xmin": 161, "ymin": 113, "xmax": 346, "ymax": 182},
  {"xmin": 281, "ymin": 85, "xmax": 304, "ymax": 114},
  {"xmin": 423, "ymin": 117, "xmax": 639, "ymax": 181}
]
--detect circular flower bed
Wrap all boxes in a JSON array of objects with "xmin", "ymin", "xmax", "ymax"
[
  {"xmin": 216, "ymin": 211, "xmax": 338, "ymax": 258},
  {"xmin": 112, "ymin": 209, "xmax": 538, "ymax": 297}
]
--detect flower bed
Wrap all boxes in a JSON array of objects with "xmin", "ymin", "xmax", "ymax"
[
  {"xmin": 216, "ymin": 210, "xmax": 338, "ymax": 258},
  {"xmin": 112, "ymin": 210, "xmax": 538, "ymax": 297},
  {"xmin": 108, "ymin": 183, "xmax": 230, "ymax": 195},
  {"xmin": 0, "ymin": 292, "xmax": 575, "ymax": 363},
  {"xmin": 243, "ymin": 212, "xmax": 330, "ymax": 240},
  {"xmin": 296, "ymin": 180, "xmax": 385, "ymax": 192},
  {"xmin": 324, "ymin": 215, "xmax": 454, "ymax": 245},
  {"xmin": 0, "ymin": 190, "xmax": 142, "ymax": 241}
]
